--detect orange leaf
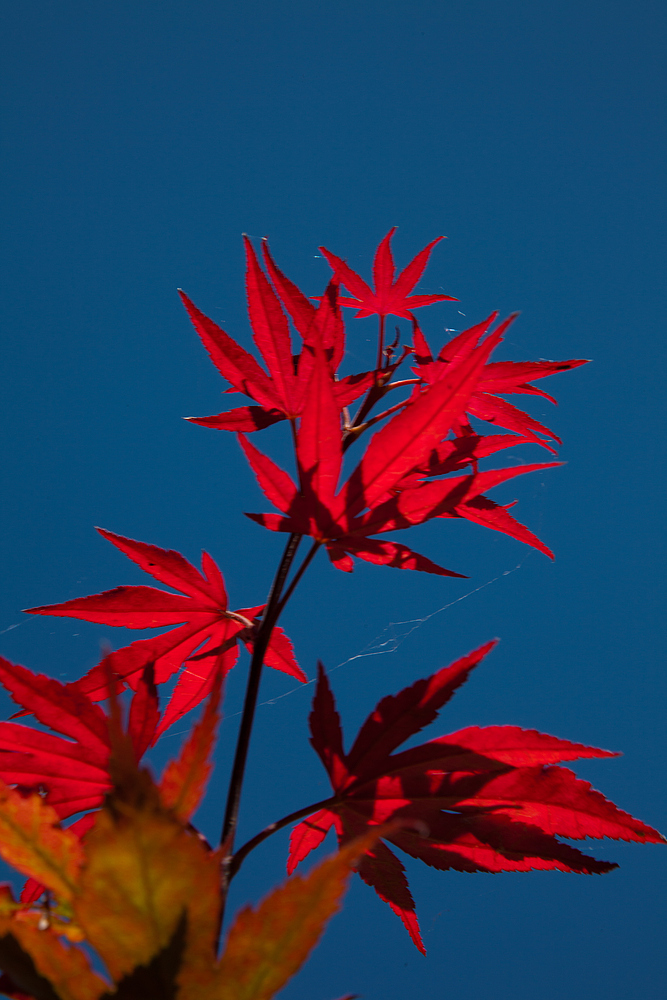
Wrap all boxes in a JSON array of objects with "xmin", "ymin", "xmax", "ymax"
[
  {"xmin": 210, "ymin": 830, "xmax": 385, "ymax": 1000},
  {"xmin": 0, "ymin": 918, "xmax": 107, "ymax": 1000},
  {"xmin": 73, "ymin": 778, "xmax": 221, "ymax": 985},
  {"xmin": 0, "ymin": 780, "xmax": 82, "ymax": 901}
]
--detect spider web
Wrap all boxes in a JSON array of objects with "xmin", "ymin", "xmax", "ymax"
[
  {"xmin": 254, "ymin": 462, "xmax": 551, "ymax": 712},
  {"xmin": 254, "ymin": 560, "xmax": 524, "ymax": 712}
]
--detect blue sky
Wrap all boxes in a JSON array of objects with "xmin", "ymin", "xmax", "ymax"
[{"xmin": 1, "ymin": 2, "xmax": 665, "ymax": 997}]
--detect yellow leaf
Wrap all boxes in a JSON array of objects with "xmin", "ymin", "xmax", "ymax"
[
  {"xmin": 73, "ymin": 771, "xmax": 221, "ymax": 985},
  {"xmin": 208, "ymin": 830, "xmax": 384, "ymax": 1000},
  {"xmin": 0, "ymin": 916, "xmax": 107, "ymax": 1000},
  {"xmin": 0, "ymin": 780, "xmax": 83, "ymax": 901}
]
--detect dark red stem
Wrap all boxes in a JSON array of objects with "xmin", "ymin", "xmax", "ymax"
[
  {"xmin": 277, "ymin": 540, "xmax": 322, "ymax": 615},
  {"xmin": 376, "ymin": 314, "xmax": 386, "ymax": 373},
  {"xmin": 228, "ymin": 795, "xmax": 339, "ymax": 881},
  {"xmin": 218, "ymin": 533, "xmax": 302, "ymax": 917}
]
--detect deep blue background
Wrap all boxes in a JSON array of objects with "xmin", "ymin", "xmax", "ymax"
[{"xmin": 1, "ymin": 2, "xmax": 665, "ymax": 997}]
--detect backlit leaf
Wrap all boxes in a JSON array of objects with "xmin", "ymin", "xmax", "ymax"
[
  {"xmin": 213, "ymin": 831, "xmax": 384, "ymax": 1000},
  {"xmin": 26, "ymin": 530, "xmax": 305, "ymax": 726},
  {"xmin": 0, "ymin": 781, "xmax": 82, "ymax": 901},
  {"xmin": 319, "ymin": 230, "xmax": 455, "ymax": 320},
  {"xmin": 294, "ymin": 647, "xmax": 665, "ymax": 948},
  {"xmin": 73, "ymin": 776, "xmax": 220, "ymax": 983},
  {"xmin": 0, "ymin": 920, "xmax": 106, "ymax": 1000}
]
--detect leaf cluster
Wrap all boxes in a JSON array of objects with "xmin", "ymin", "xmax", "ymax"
[
  {"xmin": 0, "ymin": 229, "xmax": 662, "ymax": 999},
  {"xmin": 0, "ymin": 678, "xmax": 374, "ymax": 999}
]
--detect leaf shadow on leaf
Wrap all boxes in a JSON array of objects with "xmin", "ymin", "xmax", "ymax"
[
  {"xmin": 100, "ymin": 911, "xmax": 187, "ymax": 1000},
  {"xmin": 0, "ymin": 934, "xmax": 61, "ymax": 1000}
]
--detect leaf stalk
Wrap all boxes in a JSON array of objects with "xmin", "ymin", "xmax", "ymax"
[
  {"xmin": 277, "ymin": 541, "xmax": 322, "ymax": 615},
  {"xmin": 228, "ymin": 796, "xmax": 339, "ymax": 881}
]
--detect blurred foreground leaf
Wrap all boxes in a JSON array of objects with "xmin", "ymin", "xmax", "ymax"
[
  {"xmin": 204, "ymin": 830, "xmax": 384, "ymax": 1000},
  {"xmin": 0, "ymin": 782, "xmax": 82, "ymax": 902},
  {"xmin": 73, "ymin": 767, "xmax": 221, "ymax": 986},
  {"xmin": 0, "ymin": 919, "xmax": 106, "ymax": 1000}
]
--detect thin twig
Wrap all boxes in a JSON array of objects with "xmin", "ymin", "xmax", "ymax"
[
  {"xmin": 375, "ymin": 314, "xmax": 386, "ymax": 374},
  {"xmin": 228, "ymin": 796, "xmax": 339, "ymax": 881},
  {"xmin": 386, "ymin": 344, "xmax": 414, "ymax": 375},
  {"xmin": 347, "ymin": 398, "xmax": 410, "ymax": 438},
  {"xmin": 277, "ymin": 540, "xmax": 322, "ymax": 615},
  {"xmin": 344, "ymin": 384, "xmax": 386, "ymax": 444},
  {"xmin": 384, "ymin": 378, "xmax": 420, "ymax": 389},
  {"xmin": 345, "ymin": 340, "xmax": 414, "ymax": 445}
]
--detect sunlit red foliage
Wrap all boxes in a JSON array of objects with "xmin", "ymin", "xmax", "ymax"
[
  {"xmin": 290, "ymin": 647, "xmax": 663, "ymax": 951},
  {"xmin": 0, "ymin": 229, "xmax": 660, "ymax": 999},
  {"xmin": 26, "ymin": 528, "xmax": 304, "ymax": 734}
]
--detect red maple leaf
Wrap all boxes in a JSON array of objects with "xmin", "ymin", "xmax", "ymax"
[
  {"xmin": 240, "ymin": 318, "xmax": 559, "ymax": 572},
  {"xmin": 412, "ymin": 315, "xmax": 589, "ymax": 452},
  {"xmin": 319, "ymin": 228, "xmax": 456, "ymax": 320},
  {"xmin": 0, "ymin": 655, "xmax": 223, "ymax": 906},
  {"xmin": 289, "ymin": 646, "xmax": 664, "ymax": 953},
  {"xmin": 0, "ymin": 656, "xmax": 158, "ymax": 821},
  {"xmin": 180, "ymin": 239, "xmax": 375, "ymax": 433},
  {"xmin": 0, "ymin": 657, "xmax": 160, "ymax": 903},
  {"xmin": 373, "ymin": 431, "xmax": 559, "ymax": 559},
  {"xmin": 25, "ymin": 528, "xmax": 305, "ymax": 736}
]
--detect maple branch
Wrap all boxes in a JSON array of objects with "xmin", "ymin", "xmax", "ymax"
[
  {"xmin": 277, "ymin": 540, "xmax": 322, "ymax": 615},
  {"xmin": 344, "ymin": 348, "xmax": 414, "ymax": 449},
  {"xmin": 345, "ymin": 389, "xmax": 384, "ymax": 445},
  {"xmin": 228, "ymin": 796, "xmax": 339, "ymax": 880},
  {"xmin": 387, "ymin": 343, "xmax": 415, "ymax": 374},
  {"xmin": 376, "ymin": 314, "xmax": 385, "ymax": 374},
  {"xmin": 219, "ymin": 533, "xmax": 302, "ymax": 865},
  {"xmin": 348, "ymin": 398, "xmax": 410, "ymax": 438}
]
